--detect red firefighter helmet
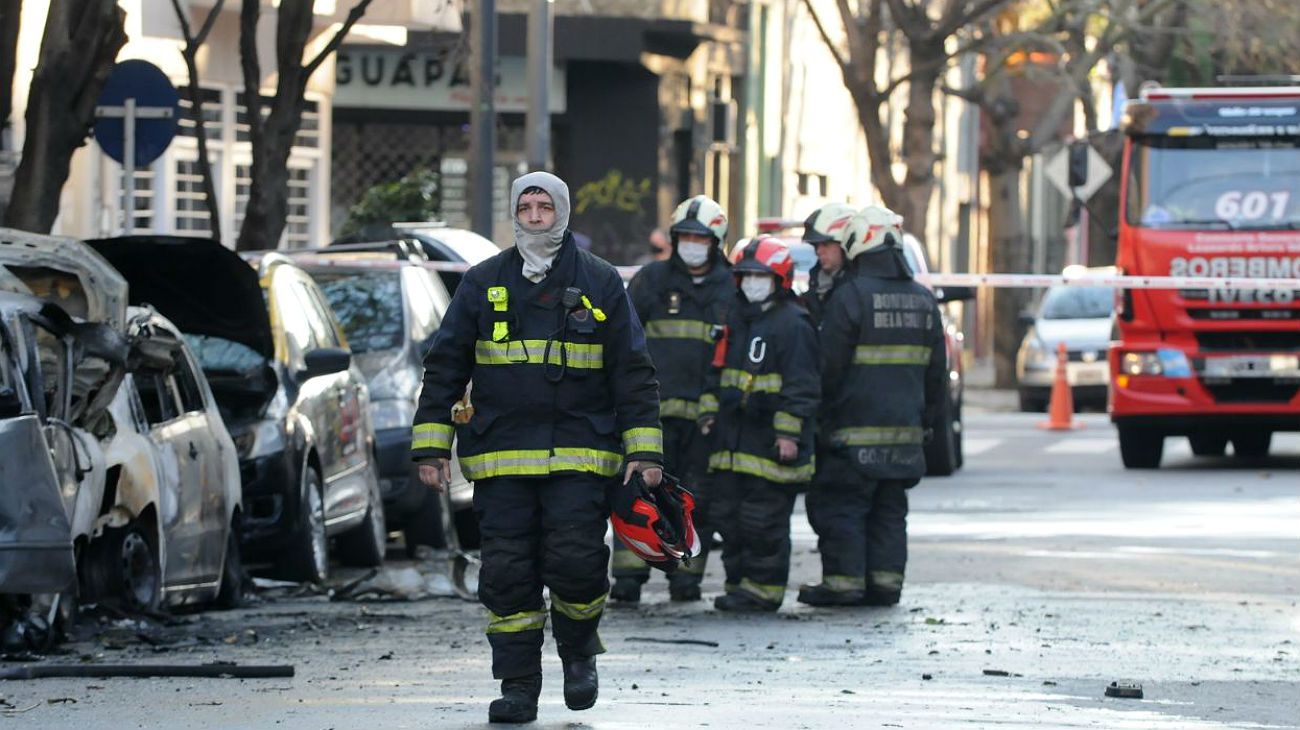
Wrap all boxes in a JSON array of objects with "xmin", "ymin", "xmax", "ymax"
[
  {"xmin": 731, "ymin": 235, "xmax": 795, "ymax": 291},
  {"xmin": 610, "ymin": 472, "xmax": 702, "ymax": 566}
]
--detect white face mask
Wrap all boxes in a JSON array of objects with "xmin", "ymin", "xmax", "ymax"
[
  {"xmin": 677, "ymin": 241, "xmax": 712, "ymax": 268},
  {"xmin": 740, "ymin": 274, "xmax": 775, "ymax": 303}
]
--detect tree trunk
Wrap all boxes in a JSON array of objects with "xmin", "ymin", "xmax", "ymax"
[
  {"xmin": 3, "ymin": 0, "xmax": 126, "ymax": 233},
  {"xmin": 987, "ymin": 163, "xmax": 1033, "ymax": 388},
  {"xmin": 180, "ymin": 50, "xmax": 221, "ymax": 240},
  {"xmin": 896, "ymin": 42, "xmax": 943, "ymax": 240},
  {"xmin": 0, "ymin": 0, "xmax": 21, "ymax": 151}
]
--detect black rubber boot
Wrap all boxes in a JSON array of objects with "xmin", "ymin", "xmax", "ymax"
[
  {"xmin": 562, "ymin": 656, "xmax": 599, "ymax": 711},
  {"xmin": 488, "ymin": 673, "xmax": 542, "ymax": 724},
  {"xmin": 608, "ymin": 578, "xmax": 642, "ymax": 605},
  {"xmin": 668, "ymin": 581, "xmax": 701, "ymax": 602},
  {"xmin": 713, "ymin": 591, "xmax": 779, "ymax": 613},
  {"xmin": 796, "ymin": 583, "xmax": 866, "ymax": 607},
  {"xmin": 860, "ymin": 588, "xmax": 902, "ymax": 606}
]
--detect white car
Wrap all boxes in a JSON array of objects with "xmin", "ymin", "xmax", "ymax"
[{"xmin": 1016, "ymin": 270, "xmax": 1116, "ymax": 412}]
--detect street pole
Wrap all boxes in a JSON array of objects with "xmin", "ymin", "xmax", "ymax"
[
  {"xmin": 123, "ymin": 97, "xmax": 136, "ymax": 234},
  {"xmin": 470, "ymin": 0, "xmax": 497, "ymax": 238},
  {"xmin": 525, "ymin": 0, "xmax": 552, "ymax": 172}
]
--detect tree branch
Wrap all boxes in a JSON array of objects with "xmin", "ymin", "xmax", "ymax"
[
  {"xmin": 935, "ymin": 0, "xmax": 1011, "ymax": 41},
  {"xmin": 194, "ymin": 0, "xmax": 225, "ymax": 47},
  {"xmin": 801, "ymin": 0, "xmax": 847, "ymax": 70},
  {"xmin": 239, "ymin": 0, "xmax": 263, "ymax": 149},
  {"xmin": 302, "ymin": 0, "xmax": 374, "ymax": 79}
]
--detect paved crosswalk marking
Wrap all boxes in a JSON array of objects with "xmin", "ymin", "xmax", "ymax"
[
  {"xmin": 1044, "ymin": 438, "xmax": 1116, "ymax": 454},
  {"xmin": 962, "ymin": 438, "xmax": 1002, "ymax": 456}
]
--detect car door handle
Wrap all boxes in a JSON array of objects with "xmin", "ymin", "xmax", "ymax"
[{"xmin": 188, "ymin": 442, "xmax": 199, "ymax": 460}]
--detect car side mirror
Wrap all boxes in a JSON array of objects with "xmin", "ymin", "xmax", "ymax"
[
  {"xmin": 302, "ymin": 347, "xmax": 352, "ymax": 380},
  {"xmin": 1018, "ymin": 312, "xmax": 1036, "ymax": 327},
  {"xmin": 0, "ymin": 386, "xmax": 22, "ymax": 418},
  {"xmin": 937, "ymin": 285, "xmax": 975, "ymax": 303}
]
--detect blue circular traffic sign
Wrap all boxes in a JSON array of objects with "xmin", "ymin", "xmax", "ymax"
[{"xmin": 94, "ymin": 59, "xmax": 181, "ymax": 167}]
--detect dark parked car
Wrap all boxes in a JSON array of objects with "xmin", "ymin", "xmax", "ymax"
[
  {"xmin": 294, "ymin": 243, "xmax": 477, "ymax": 553},
  {"xmin": 87, "ymin": 237, "xmax": 387, "ymax": 584}
]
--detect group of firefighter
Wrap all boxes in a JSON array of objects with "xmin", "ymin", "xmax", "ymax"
[{"xmin": 412, "ymin": 172, "xmax": 947, "ymax": 723}]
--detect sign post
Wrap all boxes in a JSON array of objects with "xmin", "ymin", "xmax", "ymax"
[{"xmin": 94, "ymin": 60, "xmax": 181, "ymax": 234}]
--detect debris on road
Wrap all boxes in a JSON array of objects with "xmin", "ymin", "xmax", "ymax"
[
  {"xmin": 1105, "ymin": 681, "xmax": 1144, "ymax": 699},
  {"xmin": 329, "ymin": 566, "xmax": 457, "ymax": 602},
  {"xmin": 0, "ymin": 662, "xmax": 295, "ymax": 680},
  {"xmin": 982, "ymin": 669, "xmax": 1023, "ymax": 677},
  {"xmin": 626, "ymin": 637, "xmax": 720, "ymax": 648}
]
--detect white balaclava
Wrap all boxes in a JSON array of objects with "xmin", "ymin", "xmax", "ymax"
[{"xmin": 511, "ymin": 171, "xmax": 571, "ymax": 283}]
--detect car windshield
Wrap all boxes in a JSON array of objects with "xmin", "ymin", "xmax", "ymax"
[
  {"xmin": 313, "ymin": 272, "xmax": 405, "ymax": 354},
  {"xmin": 184, "ymin": 334, "xmax": 266, "ymax": 373},
  {"xmin": 1040, "ymin": 286, "xmax": 1115, "ymax": 320},
  {"xmin": 1126, "ymin": 136, "xmax": 1300, "ymax": 229}
]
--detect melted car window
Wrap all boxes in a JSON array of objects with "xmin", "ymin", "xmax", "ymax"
[{"xmin": 315, "ymin": 272, "xmax": 405, "ymax": 353}]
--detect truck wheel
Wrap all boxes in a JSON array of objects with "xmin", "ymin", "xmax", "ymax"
[
  {"xmin": 283, "ymin": 463, "xmax": 329, "ymax": 584},
  {"xmin": 338, "ymin": 475, "xmax": 387, "ymax": 568},
  {"xmin": 1232, "ymin": 431, "xmax": 1272, "ymax": 459},
  {"xmin": 403, "ymin": 488, "xmax": 447, "ymax": 557},
  {"xmin": 1118, "ymin": 425, "xmax": 1163, "ymax": 469},
  {"xmin": 1188, "ymin": 433, "xmax": 1228, "ymax": 457}
]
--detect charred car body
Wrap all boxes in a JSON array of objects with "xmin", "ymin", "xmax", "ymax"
[{"xmin": 88, "ymin": 237, "xmax": 387, "ymax": 584}]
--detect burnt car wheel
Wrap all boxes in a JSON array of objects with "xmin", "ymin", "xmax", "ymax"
[
  {"xmin": 338, "ymin": 475, "xmax": 387, "ymax": 567},
  {"xmin": 83, "ymin": 522, "xmax": 161, "ymax": 612},
  {"xmin": 284, "ymin": 463, "xmax": 329, "ymax": 584}
]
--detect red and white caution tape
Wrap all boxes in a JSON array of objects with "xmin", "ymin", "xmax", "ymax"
[{"xmin": 267, "ymin": 253, "xmax": 1300, "ymax": 291}]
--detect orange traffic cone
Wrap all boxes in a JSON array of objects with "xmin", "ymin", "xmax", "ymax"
[{"xmin": 1038, "ymin": 342, "xmax": 1083, "ymax": 431}]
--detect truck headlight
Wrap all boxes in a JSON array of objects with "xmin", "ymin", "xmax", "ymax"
[{"xmin": 1120, "ymin": 349, "xmax": 1190, "ymax": 377}]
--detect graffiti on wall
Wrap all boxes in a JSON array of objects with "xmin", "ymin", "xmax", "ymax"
[{"xmin": 574, "ymin": 170, "xmax": 653, "ymax": 215}]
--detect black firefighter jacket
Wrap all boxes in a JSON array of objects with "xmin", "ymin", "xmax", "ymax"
[
  {"xmin": 818, "ymin": 246, "xmax": 946, "ymax": 481},
  {"xmin": 800, "ymin": 264, "xmax": 847, "ymax": 325},
  {"xmin": 705, "ymin": 294, "xmax": 820, "ymax": 485},
  {"xmin": 626, "ymin": 256, "xmax": 733, "ymax": 422},
  {"xmin": 410, "ymin": 235, "xmax": 663, "ymax": 481}
]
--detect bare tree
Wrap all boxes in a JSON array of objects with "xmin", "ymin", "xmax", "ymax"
[
  {"xmin": 0, "ymin": 0, "xmax": 21, "ymax": 151},
  {"xmin": 802, "ymin": 0, "xmax": 1009, "ymax": 239},
  {"xmin": 235, "ymin": 0, "xmax": 373, "ymax": 251},
  {"xmin": 169, "ymin": 0, "xmax": 224, "ymax": 240},
  {"xmin": 3, "ymin": 0, "xmax": 126, "ymax": 233}
]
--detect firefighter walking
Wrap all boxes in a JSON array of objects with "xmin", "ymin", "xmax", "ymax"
[
  {"xmin": 704, "ymin": 236, "xmax": 820, "ymax": 612},
  {"xmin": 798, "ymin": 205, "xmax": 946, "ymax": 608},
  {"xmin": 614, "ymin": 195, "xmax": 733, "ymax": 604},
  {"xmin": 413, "ymin": 172, "xmax": 663, "ymax": 723}
]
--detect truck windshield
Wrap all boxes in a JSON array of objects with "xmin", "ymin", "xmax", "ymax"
[{"xmin": 1125, "ymin": 136, "xmax": 1300, "ymax": 230}]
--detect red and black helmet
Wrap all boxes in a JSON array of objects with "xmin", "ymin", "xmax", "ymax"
[
  {"xmin": 731, "ymin": 235, "xmax": 795, "ymax": 291},
  {"xmin": 610, "ymin": 472, "xmax": 702, "ymax": 567}
]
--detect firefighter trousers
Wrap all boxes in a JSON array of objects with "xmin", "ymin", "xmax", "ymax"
[
  {"xmin": 610, "ymin": 417, "xmax": 712, "ymax": 588},
  {"xmin": 805, "ymin": 478, "xmax": 910, "ymax": 595},
  {"xmin": 474, "ymin": 474, "xmax": 610, "ymax": 679},
  {"xmin": 711, "ymin": 471, "xmax": 797, "ymax": 607}
]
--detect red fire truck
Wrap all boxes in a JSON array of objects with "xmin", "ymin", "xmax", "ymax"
[{"xmin": 1110, "ymin": 86, "xmax": 1300, "ymax": 468}]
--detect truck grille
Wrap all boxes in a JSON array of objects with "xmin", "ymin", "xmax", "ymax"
[
  {"xmin": 1188, "ymin": 309, "xmax": 1297, "ymax": 322},
  {"xmin": 1195, "ymin": 332, "xmax": 1300, "ymax": 353}
]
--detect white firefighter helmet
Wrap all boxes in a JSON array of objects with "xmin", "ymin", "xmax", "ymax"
[
  {"xmin": 802, "ymin": 202, "xmax": 857, "ymax": 247},
  {"xmin": 669, "ymin": 195, "xmax": 729, "ymax": 245},
  {"xmin": 844, "ymin": 204, "xmax": 904, "ymax": 260}
]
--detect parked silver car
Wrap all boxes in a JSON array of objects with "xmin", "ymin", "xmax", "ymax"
[{"xmin": 1016, "ymin": 268, "xmax": 1116, "ymax": 412}]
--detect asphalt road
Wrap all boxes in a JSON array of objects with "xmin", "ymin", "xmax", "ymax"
[{"xmin": 5, "ymin": 411, "xmax": 1298, "ymax": 729}]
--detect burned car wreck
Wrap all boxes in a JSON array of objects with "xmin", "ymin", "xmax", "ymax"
[{"xmin": 0, "ymin": 230, "xmax": 244, "ymax": 649}]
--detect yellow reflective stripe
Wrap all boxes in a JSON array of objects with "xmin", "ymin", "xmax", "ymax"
[
  {"xmin": 853, "ymin": 344, "xmax": 932, "ymax": 366},
  {"xmin": 660, "ymin": 398, "xmax": 700, "ymax": 420},
  {"xmin": 623, "ymin": 427, "xmax": 663, "ymax": 455},
  {"xmin": 698, "ymin": 393, "xmax": 719, "ymax": 415},
  {"xmin": 473, "ymin": 340, "xmax": 605, "ymax": 368},
  {"xmin": 551, "ymin": 593, "xmax": 607, "ymax": 622},
  {"xmin": 738, "ymin": 578, "xmax": 785, "ymax": 604},
  {"xmin": 773, "ymin": 411, "xmax": 802, "ymax": 435},
  {"xmin": 869, "ymin": 570, "xmax": 905, "ymax": 591},
  {"xmin": 720, "ymin": 369, "xmax": 782, "ymax": 394},
  {"xmin": 486, "ymin": 609, "xmax": 547, "ymax": 634},
  {"xmin": 708, "ymin": 450, "xmax": 814, "ymax": 484},
  {"xmin": 825, "ymin": 575, "xmax": 867, "ymax": 592},
  {"xmin": 645, "ymin": 319, "xmax": 715, "ymax": 342},
  {"xmin": 612, "ymin": 549, "xmax": 649, "ymax": 571},
  {"xmin": 724, "ymin": 582, "xmax": 739, "ymax": 594},
  {"xmin": 831, "ymin": 426, "xmax": 924, "ymax": 446},
  {"xmin": 460, "ymin": 448, "xmax": 624, "ymax": 480},
  {"xmin": 411, "ymin": 422, "xmax": 454, "ymax": 450}
]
